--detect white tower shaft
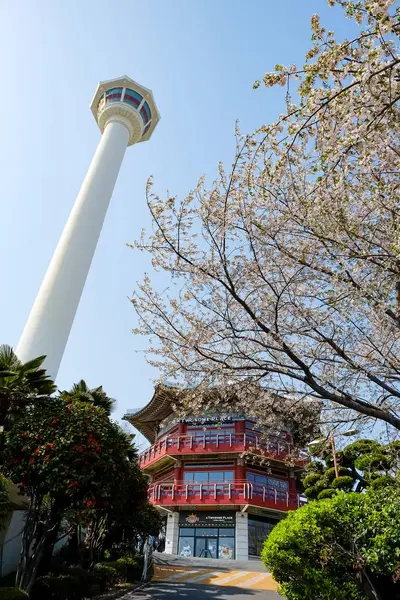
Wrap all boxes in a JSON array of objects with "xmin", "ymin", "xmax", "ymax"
[{"xmin": 16, "ymin": 118, "xmax": 130, "ymax": 379}]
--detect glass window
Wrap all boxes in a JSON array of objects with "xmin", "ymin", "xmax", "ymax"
[
  {"xmin": 178, "ymin": 536, "xmax": 194, "ymax": 557},
  {"xmin": 140, "ymin": 101, "xmax": 152, "ymax": 125},
  {"xmin": 248, "ymin": 518, "xmax": 278, "ymax": 556},
  {"xmin": 218, "ymin": 538, "xmax": 234, "ymax": 559},
  {"xmin": 184, "ymin": 471, "xmax": 234, "ymax": 483},
  {"xmin": 218, "ymin": 528, "xmax": 235, "ymax": 537},
  {"xmin": 104, "ymin": 87, "xmax": 123, "ymax": 104},
  {"xmin": 106, "ymin": 87, "xmax": 122, "ymax": 95},
  {"xmin": 179, "ymin": 527, "xmax": 195, "ymax": 535},
  {"xmin": 124, "ymin": 88, "xmax": 143, "ymax": 109},
  {"xmin": 255, "ymin": 474, "xmax": 268, "ymax": 486},
  {"xmin": 268, "ymin": 477, "xmax": 288, "ymax": 491},
  {"xmin": 194, "ymin": 537, "xmax": 206, "ymax": 557},
  {"xmin": 247, "ymin": 472, "xmax": 288, "ymax": 491},
  {"xmin": 195, "ymin": 528, "xmax": 218, "ymax": 537},
  {"xmin": 209, "ymin": 471, "xmax": 233, "ymax": 483},
  {"xmin": 143, "ymin": 121, "xmax": 152, "ymax": 135},
  {"xmin": 178, "ymin": 520, "xmax": 236, "ymax": 560}
]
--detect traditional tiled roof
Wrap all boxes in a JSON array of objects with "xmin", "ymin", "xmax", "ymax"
[{"xmin": 123, "ymin": 384, "xmax": 178, "ymax": 443}]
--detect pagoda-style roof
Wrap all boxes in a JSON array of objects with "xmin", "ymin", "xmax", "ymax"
[{"xmin": 123, "ymin": 384, "xmax": 178, "ymax": 443}]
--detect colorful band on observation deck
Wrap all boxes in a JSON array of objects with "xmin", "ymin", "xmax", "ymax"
[{"xmin": 97, "ymin": 87, "xmax": 152, "ymax": 134}]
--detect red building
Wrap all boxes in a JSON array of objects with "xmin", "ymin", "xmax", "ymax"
[{"xmin": 124, "ymin": 385, "xmax": 307, "ymax": 560}]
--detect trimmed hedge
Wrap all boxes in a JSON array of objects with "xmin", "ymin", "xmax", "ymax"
[
  {"xmin": 0, "ymin": 589, "xmax": 28, "ymax": 600},
  {"xmin": 331, "ymin": 476, "xmax": 354, "ymax": 490},
  {"xmin": 93, "ymin": 563, "xmax": 118, "ymax": 588},
  {"xmin": 370, "ymin": 475, "xmax": 396, "ymax": 489},
  {"xmin": 303, "ymin": 473, "xmax": 321, "ymax": 487},
  {"xmin": 95, "ymin": 557, "xmax": 141, "ymax": 585},
  {"xmin": 114, "ymin": 557, "xmax": 141, "ymax": 582},
  {"xmin": 28, "ymin": 557, "xmax": 142, "ymax": 600},
  {"xmin": 317, "ymin": 488, "xmax": 337, "ymax": 500}
]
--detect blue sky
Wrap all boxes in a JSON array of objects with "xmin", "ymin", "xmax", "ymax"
[{"xmin": 0, "ymin": 0, "xmax": 355, "ymax": 449}]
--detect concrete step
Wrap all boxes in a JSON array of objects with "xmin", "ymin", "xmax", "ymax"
[{"xmin": 153, "ymin": 551, "xmax": 268, "ymax": 573}]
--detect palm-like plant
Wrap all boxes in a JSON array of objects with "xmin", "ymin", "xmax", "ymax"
[
  {"xmin": 0, "ymin": 344, "xmax": 56, "ymax": 430},
  {"xmin": 59, "ymin": 380, "xmax": 115, "ymax": 415}
]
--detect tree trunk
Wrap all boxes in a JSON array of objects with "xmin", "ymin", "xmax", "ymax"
[
  {"xmin": 84, "ymin": 518, "xmax": 108, "ymax": 567},
  {"xmin": 16, "ymin": 502, "xmax": 61, "ymax": 593},
  {"xmin": 360, "ymin": 569, "xmax": 383, "ymax": 600},
  {"xmin": 37, "ymin": 524, "xmax": 59, "ymax": 577}
]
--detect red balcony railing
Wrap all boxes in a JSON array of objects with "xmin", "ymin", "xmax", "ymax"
[
  {"xmin": 139, "ymin": 432, "xmax": 307, "ymax": 469},
  {"xmin": 148, "ymin": 480, "xmax": 305, "ymax": 512}
]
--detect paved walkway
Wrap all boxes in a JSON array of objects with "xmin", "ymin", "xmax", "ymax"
[
  {"xmin": 123, "ymin": 581, "xmax": 281, "ymax": 599},
  {"xmin": 123, "ymin": 553, "xmax": 281, "ymax": 599}
]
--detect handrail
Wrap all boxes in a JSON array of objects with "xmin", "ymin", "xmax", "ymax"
[
  {"xmin": 147, "ymin": 480, "xmax": 305, "ymax": 508},
  {"xmin": 139, "ymin": 432, "xmax": 297, "ymax": 464}
]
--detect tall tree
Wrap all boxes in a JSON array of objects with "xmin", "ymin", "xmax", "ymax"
[
  {"xmin": 59, "ymin": 380, "xmax": 115, "ymax": 415},
  {"xmin": 0, "ymin": 345, "xmax": 55, "ymax": 432},
  {"xmin": 131, "ymin": 0, "xmax": 400, "ymax": 435},
  {"xmin": 3, "ymin": 397, "xmax": 138, "ymax": 593},
  {"xmin": 81, "ymin": 465, "xmax": 153, "ymax": 565}
]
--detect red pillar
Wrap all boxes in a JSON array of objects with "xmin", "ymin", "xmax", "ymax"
[
  {"xmin": 235, "ymin": 420, "xmax": 245, "ymax": 434},
  {"xmin": 288, "ymin": 469, "xmax": 297, "ymax": 494},
  {"xmin": 236, "ymin": 458, "xmax": 246, "ymax": 481},
  {"xmin": 174, "ymin": 459, "xmax": 183, "ymax": 484}
]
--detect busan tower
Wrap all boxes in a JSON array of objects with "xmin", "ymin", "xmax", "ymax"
[{"xmin": 16, "ymin": 77, "xmax": 160, "ymax": 379}]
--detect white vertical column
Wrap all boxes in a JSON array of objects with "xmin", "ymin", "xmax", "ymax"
[
  {"xmin": 16, "ymin": 118, "xmax": 130, "ymax": 379},
  {"xmin": 235, "ymin": 511, "xmax": 248, "ymax": 560},
  {"xmin": 165, "ymin": 511, "xmax": 179, "ymax": 555}
]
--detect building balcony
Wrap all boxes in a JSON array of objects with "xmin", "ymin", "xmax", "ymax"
[
  {"xmin": 148, "ymin": 480, "xmax": 305, "ymax": 513},
  {"xmin": 139, "ymin": 433, "xmax": 307, "ymax": 472}
]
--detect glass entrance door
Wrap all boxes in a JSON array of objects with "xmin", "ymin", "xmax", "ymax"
[{"xmin": 195, "ymin": 537, "xmax": 218, "ymax": 558}]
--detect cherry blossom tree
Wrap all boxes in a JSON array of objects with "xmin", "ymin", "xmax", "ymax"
[{"xmin": 131, "ymin": 0, "xmax": 400, "ymax": 436}]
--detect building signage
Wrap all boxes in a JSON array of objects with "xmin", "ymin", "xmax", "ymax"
[
  {"xmin": 179, "ymin": 414, "xmax": 244, "ymax": 425},
  {"xmin": 179, "ymin": 511, "xmax": 235, "ymax": 528}
]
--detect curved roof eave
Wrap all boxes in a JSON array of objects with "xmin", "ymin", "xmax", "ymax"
[{"xmin": 123, "ymin": 384, "xmax": 180, "ymax": 443}]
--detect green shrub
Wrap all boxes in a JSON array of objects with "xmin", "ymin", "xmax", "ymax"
[
  {"xmin": 29, "ymin": 575, "xmax": 82, "ymax": 600},
  {"xmin": 93, "ymin": 563, "xmax": 118, "ymax": 589},
  {"xmin": 303, "ymin": 473, "xmax": 321, "ymax": 487},
  {"xmin": 331, "ymin": 475, "xmax": 354, "ymax": 490},
  {"xmin": 325, "ymin": 467, "xmax": 352, "ymax": 482},
  {"xmin": 115, "ymin": 557, "xmax": 141, "ymax": 582},
  {"xmin": 303, "ymin": 485, "xmax": 319, "ymax": 500},
  {"xmin": 261, "ymin": 493, "xmax": 367, "ymax": 600},
  {"xmin": 0, "ymin": 589, "xmax": 28, "ymax": 600},
  {"xmin": 93, "ymin": 557, "xmax": 142, "ymax": 589},
  {"xmin": 304, "ymin": 479, "xmax": 326, "ymax": 499},
  {"xmin": 370, "ymin": 475, "xmax": 395, "ymax": 489},
  {"xmin": 103, "ymin": 557, "xmax": 141, "ymax": 583},
  {"xmin": 317, "ymin": 488, "xmax": 337, "ymax": 500},
  {"xmin": 109, "ymin": 541, "xmax": 137, "ymax": 559},
  {"xmin": 261, "ymin": 488, "xmax": 400, "ymax": 600},
  {"xmin": 355, "ymin": 453, "xmax": 392, "ymax": 471},
  {"xmin": 342, "ymin": 439, "xmax": 381, "ymax": 461}
]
